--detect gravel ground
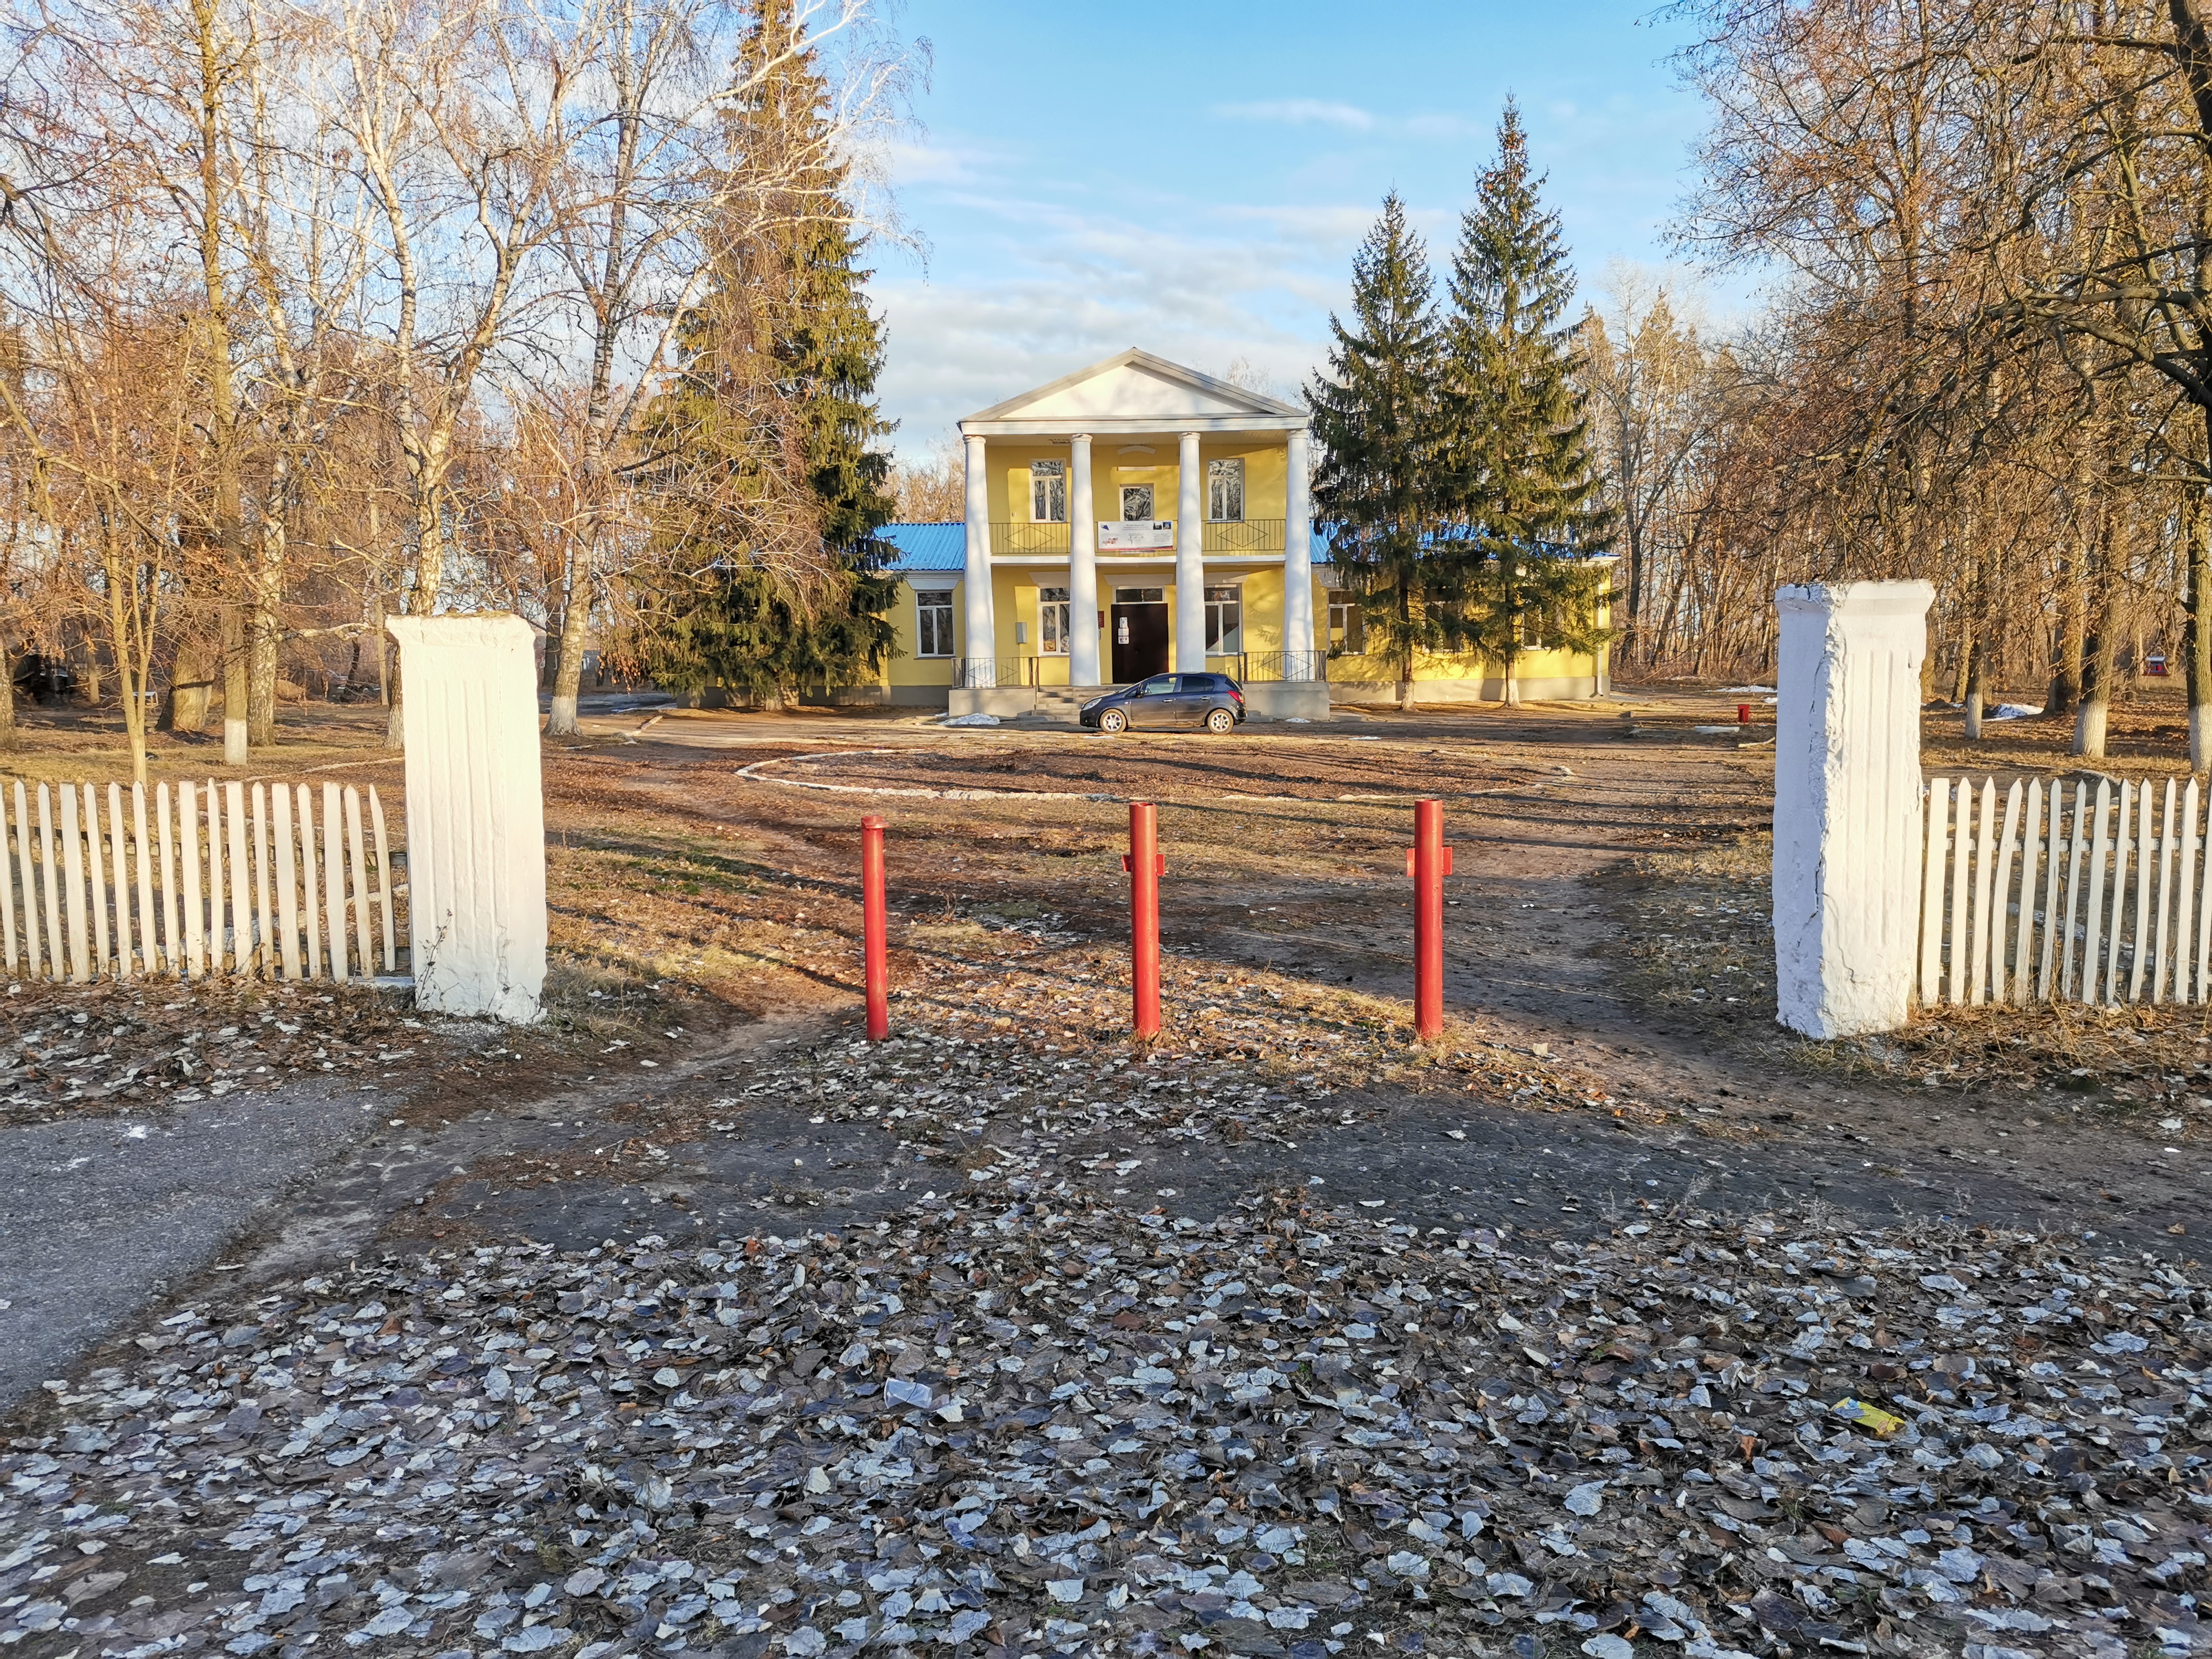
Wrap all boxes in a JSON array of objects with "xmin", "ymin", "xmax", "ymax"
[
  {"xmin": 0, "ymin": 1079, "xmax": 376, "ymax": 1408},
  {"xmin": 2, "ymin": 1198, "xmax": 2205, "ymax": 1659}
]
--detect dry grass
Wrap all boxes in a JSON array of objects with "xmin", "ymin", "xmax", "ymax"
[{"xmin": 1607, "ymin": 828, "xmax": 2212, "ymax": 1140}]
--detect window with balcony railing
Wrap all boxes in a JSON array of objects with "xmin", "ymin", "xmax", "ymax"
[
  {"xmin": 1030, "ymin": 460, "xmax": 1066, "ymax": 524},
  {"xmin": 1207, "ymin": 458, "xmax": 1244, "ymax": 523}
]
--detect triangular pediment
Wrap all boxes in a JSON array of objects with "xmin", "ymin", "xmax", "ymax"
[{"xmin": 966, "ymin": 348, "xmax": 1302, "ymax": 424}]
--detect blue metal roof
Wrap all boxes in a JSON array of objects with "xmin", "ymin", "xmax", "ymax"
[
  {"xmin": 881, "ymin": 519, "xmax": 1338, "ymax": 576},
  {"xmin": 879, "ymin": 521, "xmax": 966, "ymax": 573}
]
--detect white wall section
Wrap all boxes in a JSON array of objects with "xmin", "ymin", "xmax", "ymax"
[
  {"xmin": 1773, "ymin": 581, "xmax": 1933, "ymax": 1038},
  {"xmin": 387, "ymin": 613, "xmax": 546, "ymax": 1022}
]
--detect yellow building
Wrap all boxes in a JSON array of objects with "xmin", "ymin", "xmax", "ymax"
[{"xmin": 854, "ymin": 348, "xmax": 1610, "ymax": 716}]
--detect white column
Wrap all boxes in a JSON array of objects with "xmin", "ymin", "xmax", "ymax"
[
  {"xmin": 1772, "ymin": 580, "xmax": 1935, "ymax": 1039},
  {"xmin": 1175, "ymin": 430, "xmax": 1204, "ymax": 671},
  {"xmin": 961, "ymin": 431, "xmax": 994, "ymax": 686},
  {"xmin": 384, "ymin": 614, "xmax": 546, "ymax": 1023},
  {"xmin": 1068, "ymin": 434, "xmax": 1100, "ymax": 686},
  {"xmin": 1282, "ymin": 425, "xmax": 1314, "ymax": 675}
]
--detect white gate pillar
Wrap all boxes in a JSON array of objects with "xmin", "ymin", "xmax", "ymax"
[
  {"xmin": 1773, "ymin": 581, "xmax": 1933, "ymax": 1037},
  {"xmin": 386, "ymin": 614, "xmax": 547, "ymax": 1023}
]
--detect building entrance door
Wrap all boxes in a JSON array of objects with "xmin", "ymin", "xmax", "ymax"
[{"xmin": 1110, "ymin": 595, "xmax": 1169, "ymax": 684}]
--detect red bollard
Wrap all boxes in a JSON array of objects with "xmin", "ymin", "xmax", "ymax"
[
  {"xmin": 1404, "ymin": 799, "xmax": 1453, "ymax": 1041},
  {"xmin": 1737, "ymin": 702, "xmax": 1751, "ymax": 725},
  {"xmin": 1123, "ymin": 801, "xmax": 1164, "ymax": 1037},
  {"xmin": 860, "ymin": 815, "xmax": 889, "ymax": 1040}
]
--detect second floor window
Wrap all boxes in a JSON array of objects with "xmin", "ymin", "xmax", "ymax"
[
  {"xmin": 1327, "ymin": 587, "xmax": 1365, "ymax": 654},
  {"xmin": 1120, "ymin": 483, "xmax": 1155, "ymax": 521},
  {"xmin": 1039, "ymin": 586, "xmax": 1070, "ymax": 655},
  {"xmin": 1207, "ymin": 458, "xmax": 1244, "ymax": 523},
  {"xmin": 1031, "ymin": 460, "xmax": 1067, "ymax": 523},
  {"xmin": 916, "ymin": 589, "xmax": 954, "ymax": 657}
]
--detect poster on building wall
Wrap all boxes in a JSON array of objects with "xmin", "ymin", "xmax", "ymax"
[{"xmin": 1099, "ymin": 520, "xmax": 1175, "ymax": 550}]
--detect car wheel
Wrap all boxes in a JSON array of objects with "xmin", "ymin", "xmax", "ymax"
[
  {"xmin": 1204, "ymin": 707, "xmax": 1234, "ymax": 734},
  {"xmin": 1099, "ymin": 707, "xmax": 1126, "ymax": 734}
]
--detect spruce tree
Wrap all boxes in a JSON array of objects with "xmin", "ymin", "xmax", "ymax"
[
  {"xmin": 1305, "ymin": 193, "xmax": 1467, "ymax": 711},
  {"xmin": 1442, "ymin": 102, "xmax": 1612, "ymax": 705},
  {"xmin": 636, "ymin": 1, "xmax": 898, "ymax": 707}
]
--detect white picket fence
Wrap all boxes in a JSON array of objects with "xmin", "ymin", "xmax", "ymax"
[
  {"xmin": 1918, "ymin": 773, "xmax": 2212, "ymax": 1008},
  {"xmin": 0, "ymin": 777, "xmax": 401, "ymax": 984}
]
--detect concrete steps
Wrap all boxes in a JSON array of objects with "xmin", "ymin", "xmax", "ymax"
[{"xmin": 1032, "ymin": 686, "xmax": 1118, "ymax": 723}]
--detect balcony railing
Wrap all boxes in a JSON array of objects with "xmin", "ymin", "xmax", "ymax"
[
  {"xmin": 985, "ymin": 519, "xmax": 1289, "ymax": 556},
  {"xmin": 1202, "ymin": 519, "xmax": 1285, "ymax": 554},
  {"xmin": 989, "ymin": 521, "xmax": 1071, "ymax": 555}
]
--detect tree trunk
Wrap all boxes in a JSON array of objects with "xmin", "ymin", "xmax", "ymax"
[
  {"xmin": 222, "ymin": 601, "xmax": 248, "ymax": 766},
  {"xmin": 2048, "ymin": 490, "xmax": 2091, "ymax": 717},
  {"xmin": 0, "ymin": 643, "xmax": 18, "ymax": 750},
  {"xmin": 1964, "ymin": 635, "xmax": 1984, "ymax": 740},
  {"xmin": 1396, "ymin": 581, "xmax": 1416, "ymax": 712},
  {"xmin": 82, "ymin": 660, "xmax": 100, "ymax": 705},
  {"xmin": 161, "ymin": 634, "xmax": 216, "ymax": 734},
  {"xmin": 2188, "ymin": 464, "xmax": 2212, "ymax": 771},
  {"xmin": 2075, "ymin": 626, "xmax": 2112, "ymax": 758},
  {"xmin": 373, "ymin": 589, "xmax": 390, "ymax": 706},
  {"xmin": 247, "ymin": 517, "xmax": 284, "ymax": 749},
  {"xmin": 545, "ymin": 538, "xmax": 591, "ymax": 736}
]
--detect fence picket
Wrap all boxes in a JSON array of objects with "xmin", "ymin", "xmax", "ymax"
[
  {"xmin": 2128, "ymin": 781, "xmax": 2155, "ymax": 1002},
  {"xmin": 1921, "ymin": 779, "xmax": 1949, "ymax": 1002},
  {"xmin": 2197, "ymin": 782, "xmax": 2212, "ymax": 1004},
  {"xmin": 106, "ymin": 784, "xmax": 129, "ymax": 977},
  {"xmin": 2081, "ymin": 781, "xmax": 2110, "ymax": 1002},
  {"xmin": 2152, "ymin": 779, "xmax": 2178, "ymax": 1003},
  {"xmin": 250, "ymin": 787, "xmax": 271, "ymax": 982},
  {"xmin": 58, "ymin": 785, "xmax": 86, "ymax": 982},
  {"xmin": 345, "ymin": 787, "xmax": 372, "ymax": 977},
  {"xmin": 35, "ymin": 786, "xmax": 60, "ymax": 982},
  {"xmin": 180, "ymin": 782, "xmax": 204, "ymax": 977},
  {"xmin": 1947, "ymin": 781, "xmax": 1973, "ymax": 1004},
  {"xmin": 2012, "ymin": 780, "xmax": 2041, "ymax": 1002},
  {"xmin": 370, "ymin": 785, "xmax": 395, "ymax": 971},
  {"xmin": 206, "ymin": 781, "xmax": 228, "ymax": 974},
  {"xmin": 85, "ymin": 785, "xmax": 110, "ymax": 975},
  {"xmin": 2179, "ymin": 781, "xmax": 2199, "ymax": 1003},
  {"xmin": 323, "ymin": 782, "xmax": 346, "ymax": 980},
  {"xmin": 273, "ymin": 785, "xmax": 300, "ymax": 979},
  {"xmin": 298, "ymin": 784, "xmax": 321, "ymax": 980},
  {"xmin": 131, "ymin": 784, "xmax": 153, "ymax": 975},
  {"xmin": 1967, "ymin": 780, "xmax": 1997, "ymax": 1003},
  {"xmin": 156, "ymin": 784, "xmax": 177, "ymax": 975},
  {"xmin": 1993, "ymin": 780, "xmax": 2023, "ymax": 1004},
  {"xmin": 0, "ymin": 786, "xmax": 16, "ymax": 975},
  {"xmin": 18, "ymin": 783, "xmax": 39, "ymax": 978}
]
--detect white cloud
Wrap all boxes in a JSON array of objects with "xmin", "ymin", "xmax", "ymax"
[
  {"xmin": 884, "ymin": 138, "xmax": 1014, "ymax": 188},
  {"xmin": 873, "ymin": 213, "xmax": 1340, "ymax": 458},
  {"xmin": 1212, "ymin": 98, "xmax": 1376, "ymax": 132}
]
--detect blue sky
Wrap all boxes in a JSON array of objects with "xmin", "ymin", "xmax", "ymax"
[{"xmin": 867, "ymin": 0, "xmax": 1727, "ymax": 461}]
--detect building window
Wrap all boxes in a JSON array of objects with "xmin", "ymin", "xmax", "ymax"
[
  {"xmin": 1327, "ymin": 587, "xmax": 1365, "ymax": 654},
  {"xmin": 916, "ymin": 589, "xmax": 954, "ymax": 657},
  {"xmin": 1030, "ymin": 460, "xmax": 1067, "ymax": 523},
  {"xmin": 1120, "ymin": 484, "xmax": 1154, "ymax": 520},
  {"xmin": 1114, "ymin": 586, "xmax": 1164, "ymax": 603},
  {"xmin": 1039, "ymin": 586, "xmax": 1070, "ymax": 655},
  {"xmin": 1204, "ymin": 585, "xmax": 1242, "ymax": 654},
  {"xmin": 1207, "ymin": 458, "xmax": 1244, "ymax": 523}
]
